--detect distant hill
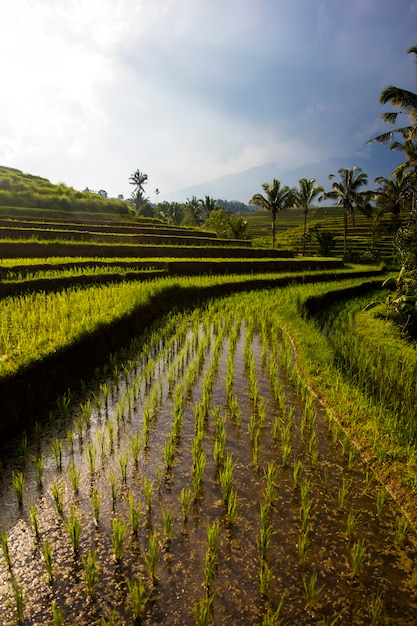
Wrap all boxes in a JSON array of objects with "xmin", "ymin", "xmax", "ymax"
[
  {"xmin": 0, "ymin": 166, "xmax": 132, "ymax": 217},
  {"xmin": 164, "ymin": 144, "xmax": 404, "ymax": 203}
]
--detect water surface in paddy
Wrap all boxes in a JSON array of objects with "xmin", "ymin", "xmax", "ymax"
[{"xmin": 0, "ymin": 298, "xmax": 416, "ymax": 625}]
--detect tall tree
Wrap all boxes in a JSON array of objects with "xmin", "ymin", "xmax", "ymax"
[
  {"xmin": 320, "ymin": 167, "xmax": 368, "ymax": 258},
  {"xmin": 249, "ymin": 179, "xmax": 294, "ymax": 247},
  {"xmin": 199, "ymin": 195, "xmax": 217, "ymax": 221},
  {"xmin": 375, "ymin": 171, "xmax": 410, "ymax": 233},
  {"xmin": 293, "ymin": 178, "xmax": 324, "ymax": 255},
  {"xmin": 129, "ymin": 169, "xmax": 148, "ymax": 193},
  {"xmin": 129, "ymin": 169, "xmax": 150, "ymax": 215},
  {"xmin": 367, "ymin": 45, "xmax": 417, "ymax": 145}
]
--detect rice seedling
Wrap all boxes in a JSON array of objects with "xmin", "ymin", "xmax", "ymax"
[
  {"xmin": 111, "ymin": 517, "xmax": 127, "ymax": 563},
  {"xmin": 226, "ymin": 488, "xmax": 238, "ymax": 526},
  {"xmin": 66, "ymin": 429, "xmax": 75, "ymax": 455},
  {"xmin": 108, "ymin": 470, "xmax": 118, "ymax": 505},
  {"xmin": 258, "ymin": 524, "xmax": 271, "ymax": 560},
  {"xmin": 129, "ymin": 493, "xmax": 141, "ymax": 536},
  {"xmin": 293, "ymin": 457, "xmax": 303, "ymax": 488},
  {"xmin": 368, "ymin": 588, "xmax": 384, "ymax": 625},
  {"xmin": 56, "ymin": 388, "xmax": 72, "ymax": 417},
  {"xmin": 16, "ymin": 433, "xmax": 27, "ymax": 465},
  {"xmin": 12, "ymin": 470, "xmax": 25, "ymax": 506},
  {"xmin": 180, "ymin": 486, "xmax": 192, "ymax": 525},
  {"xmin": 11, "ymin": 577, "xmax": 25, "ymax": 624},
  {"xmin": 264, "ymin": 461, "xmax": 277, "ymax": 506},
  {"xmin": 51, "ymin": 438, "xmax": 63, "ymax": 472},
  {"xmin": 32, "ymin": 454, "xmax": 44, "ymax": 490},
  {"xmin": 86, "ymin": 442, "xmax": 97, "ymax": 474},
  {"xmin": 82, "ymin": 549, "xmax": 99, "ymax": 600},
  {"xmin": 118, "ymin": 450, "xmax": 129, "ymax": 483},
  {"xmin": 303, "ymin": 569, "xmax": 323, "ymax": 610},
  {"xmin": 41, "ymin": 537, "xmax": 53, "ymax": 584},
  {"xmin": 90, "ymin": 487, "xmax": 100, "ymax": 527},
  {"xmin": 65, "ymin": 507, "xmax": 81, "ymax": 554},
  {"xmin": 130, "ymin": 431, "xmax": 142, "ymax": 466},
  {"xmin": 219, "ymin": 454, "xmax": 234, "ymax": 503},
  {"xmin": 300, "ymin": 498, "xmax": 313, "ymax": 533},
  {"xmin": 144, "ymin": 529, "xmax": 159, "ymax": 583},
  {"xmin": 163, "ymin": 435, "xmax": 176, "ymax": 472},
  {"xmin": 1, "ymin": 531, "xmax": 12, "ymax": 570},
  {"xmin": 67, "ymin": 459, "xmax": 81, "ymax": 494},
  {"xmin": 51, "ymin": 600, "xmax": 64, "ymax": 626},
  {"xmin": 261, "ymin": 594, "xmax": 285, "ymax": 626},
  {"xmin": 127, "ymin": 576, "xmax": 147, "ymax": 621},
  {"xmin": 143, "ymin": 476, "xmax": 154, "ymax": 511},
  {"xmin": 51, "ymin": 483, "xmax": 64, "ymax": 517},
  {"xmin": 376, "ymin": 487, "xmax": 387, "ymax": 517},
  {"xmin": 252, "ymin": 427, "xmax": 261, "ymax": 469},
  {"xmin": 192, "ymin": 450, "xmax": 206, "ymax": 499},
  {"xmin": 337, "ymin": 478, "xmax": 350, "ymax": 512},
  {"xmin": 207, "ymin": 519, "xmax": 221, "ymax": 555},
  {"xmin": 193, "ymin": 592, "xmax": 215, "ymax": 626},
  {"xmin": 203, "ymin": 548, "xmax": 218, "ymax": 590},
  {"xmin": 161, "ymin": 504, "xmax": 173, "ymax": 544},
  {"xmin": 298, "ymin": 528, "xmax": 309, "ymax": 566},
  {"xmin": 30, "ymin": 505, "xmax": 41, "ymax": 542},
  {"xmin": 75, "ymin": 416, "xmax": 84, "ymax": 445},
  {"xmin": 345, "ymin": 509, "xmax": 362, "ymax": 539},
  {"xmin": 351, "ymin": 539, "xmax": 366, "ymax": 578},
  {"xmin": 259, "ymin": 559, "xmax": 273, "ymax": 597},
  {"xmin": 394, "ymin": 515, "xmax": 409, "ymax": 545}
]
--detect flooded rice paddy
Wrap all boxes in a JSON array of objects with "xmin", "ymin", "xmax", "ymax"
[{"xmin": 0, "ymin": 290, "xmax": 416, "ymax": 625}]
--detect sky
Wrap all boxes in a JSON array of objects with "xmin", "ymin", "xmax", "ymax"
[{"xmin": 0, "ymin": 0, "xmax": 416, "ymax": 203}]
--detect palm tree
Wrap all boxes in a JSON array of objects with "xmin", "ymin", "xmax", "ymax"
[
  {"xmin": 249, "ymin": 179, "xmax": 295, "ymax": 247},
  {"xmin": 199, "ymin": 195, "xmax": 217, "ymax": 221},
  {"xmin": 321, "ymin": 167, "xmax": 368, "ymax": 258},
  {"xmin": 375, "ymin": 171, "xmax": 410, "ymax": 233},
  {"xmin": 367, "ymin": 45, "xmax": 417, "ymax": 145},
  {"xmin": 129, "ymin": 169, "xmax": 148, "ymax": 193},
  {"xmin": 293, "ymin": 178, "xmax": 324, "ymax": 255}
]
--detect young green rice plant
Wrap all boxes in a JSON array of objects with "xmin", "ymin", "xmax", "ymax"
[
  {"xmin": 219, "ymin": 453, "xmax": 234, "ymax": 503},
  {"xmin": 86, "ymin": 442, "xmax": 97, "ymax": 475},
  {"xmin": 193, "ymin": 592, "xmax": 215, "ymax": 626},
  {"xmin": 30, "ymin": 505, "xmax": 41, "ymax": 542},
  {"xmin": 130, "ymin": 431, "xmax": 142, "ymax": 466},
  {"xmin": 258, "ymin": 523, "xmax": 271, "ymax": 560},
  {"xmin": 163, "ymin": 434, "xmax": 176, "ymax": 472},
  {"xmin": 394, "ymin": 515, "xmax": 409, "ymax": 545},
  {"xmin": 348, "ymin": 447, "xmax": 357, "ymax": 471},
  {"xmin": 337, "ymin": 478, "xmax": 350, "ymax": 512},
  {"xmin": 118, "ymin": 450, "xmax": 129, "ymax": 484},
  {"xmin": 127, "ymin": 576, "xmax": 147, "ymax": 621},
  {"xmin": 65, "ymin": 506, "xmax": 81, "ymax": 554},
  {"xmin": 16, "ymin": 433, "xmax": 27, "ymax": 465},
  {"xmin": 75, "ymin": 416, "xmax": 84, "ymax": 445},
  {"xmin": 143, "ymin": 476, "xmax": 154, "ymax": 511},
  {"xmin": 192, "ymin": 450, "xmax": 206, "ymax": 499},
  {"xmin": 281, "ymin": 439, "xmax": 292, "ymax": 468},
  {"xmin": 264, "ymin": 461, "xmax": 277, "ymax": 507},
  {"xmin": 51, "ymin": 600, "xmax": 64, "ymax": 626},
  {"xmin": 32, "ymin": 454, "xmax": 45, "ymax": 490},
  {"xmin": 91, "ymin": 487, "xmax": 100, "ymax": 527},
  {"xmin": 302, "ymin": 569, "xmax": 323, "ymax": 610},
  {"xmin": 144, "ymin": 529, "xmax": 159, "ymax": 584},
  {"xmin": 203, "ymin": 547, "xmax": 218, "ymax": 590},
  {"xmin": 180, "ymin": 486, "xmax": 192, "ymax": 526},
  {"xmin": 129, "ymin": 493, "xmax": 142, "ymax": 536},
  {"xmin": 345, "ymin": 509, "xmax": 362, "ymax": 539},
  {"xmin": 1, "ymin": 531, "xmax": 12, "ymax": 570},
  {"xmin": 160, "ymin": 504, "xmax": 173, "ymax": 544},
  {"xmin": 12, "ymin": 470, "xmax": 25, "ymax": 507},
  {"xmin": 56, "ymin": 388, "xmax": 72, "ymax": 418},
  {"xmin": 82, "ymin": 549, "xmax": 99, "ymax": 600},
  {"xmin": 108, "ymin": 470, "xmax": 118, "ymax": 506},
  {"xmin": 106, "ymin": 420, "xmax": 115, "ymax": 452},
  {"xmin": 66, "ymin": 429, "xmax": 75, "ymax": 455},
  {"xmin": 51, "ymin": 482, "xmax": 64, "ymax": 517},
  {"xmin": 376, "ymin": 487, "xmax": 387, "ymax": 517},
  {"xmin": 41, "ymin": 537, "xmax": 54, "ymax": 584},
  {"xmin": 298, "ymin": 528, "xmax": 309, "ymax": 566},
  {"xmin": 259, "ymin": 559, "xmax": 273, "ymax": 598},
  {"xmin": 67, "ymin": 459, "xmax": 81, "ymax": 495},
  {"xmin": 111, "ymin": 517, "xmax": 127, "ymax": 563},
  {"xmin": 207, "ymin": 518, "xmax": 221, "ymax": 555},
  {"xmin": 11, "ymin": 577, "xmax": 25, "ymax": 624},
  {"xmin": 368, "ymin": 588, "xmax": 384, "ymax": 625},
  {"xmin": 351, "ymin": 539, "xmax": 366, "ymax": 578},
  {"xmin": 300, "ymin": 497, "xmax": 313, "ymax": 533},
  {"xmin": 261, "ymin": 594, "xmax": 285, "ymax": 626},
  {"xmin": 51, "ymin": 438, "xmax": 63, "ymax": 472},
  {"xmin": 340, "ymin": 433, "xmax": 350, "ymax": 456},
  {"xmin": 252, "ymin": 427, "xmax": 261, "ymax": 469},
  {"xmin": 213, "ymin": 436, "xmax": 225, "ymax": 468}
]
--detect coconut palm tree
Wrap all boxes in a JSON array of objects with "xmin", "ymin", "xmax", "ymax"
[
  {"xmin": 249, "ymin": 179, "xmax": 295, "ymax": 247},
  {"xmin": 375, "ymin": 171, "xmax": 410, "ymax": 233},
  {"xmin": 293, "ymin": 178, "xmax": 324, "ymax": 255},
  {"xmin": 320, "ymin": 167, "xmax": 368, "ymax": 258},
  {"xmin": 367, "ymin": 45, "xmax": 417, "ymax": 145},
  {"xmin": 129, "ymin": 169, "xmax": 148, "ymax": 193}
]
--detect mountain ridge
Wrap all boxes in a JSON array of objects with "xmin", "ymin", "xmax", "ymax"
[{"xmin": 164, "ymin": 144, "xmax": 404, "ymax": 204}]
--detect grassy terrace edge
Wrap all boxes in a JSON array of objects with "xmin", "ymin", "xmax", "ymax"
[{"xmin": 0, "ymin": 268, "xmax": 385, "ymax": 442}]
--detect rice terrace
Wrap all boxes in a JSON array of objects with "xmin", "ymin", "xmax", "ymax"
[{"xmin": 0, "ymin": 158, "xmax": 417, "ymax": 626}]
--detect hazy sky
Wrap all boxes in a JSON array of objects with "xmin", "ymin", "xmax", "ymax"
[{"xmin": 0, "ymin": 0, "xmax": 416, "ymax": 201}]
